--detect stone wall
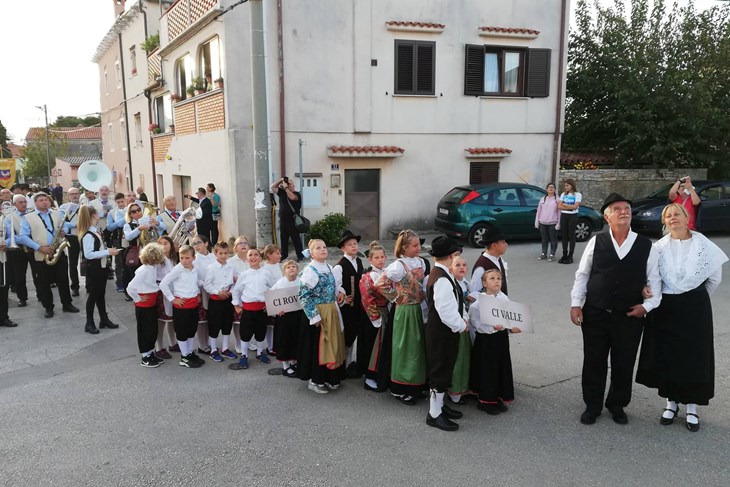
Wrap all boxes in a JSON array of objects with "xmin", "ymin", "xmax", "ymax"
[{"xmin": 557, "ymin": 168, "xmax": 708, "ymax": 210}]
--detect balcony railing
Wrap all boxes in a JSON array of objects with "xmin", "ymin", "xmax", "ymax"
[
  {"xmin": 147, "ymin": 48, "xmax": 161, "ymax": 84},
  {"xmin": 163, "ymin": 0, "xmax": 220, "ymax": 45}
]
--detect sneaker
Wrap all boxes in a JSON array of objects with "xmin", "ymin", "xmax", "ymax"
[
  {"xmin": 308, "ymin": 381, "xmax": 329, "ymax": 394},
  {"xmin": 140, "ymin": 355, "xmax": 160, "ymax": 368},
  {"xmin": 256, "ymin": 353, "xmax": 271, "ymax": 364},
  {"xmin": 169, "ymin": 343, "xmax": 181, "ymax": 353},
  {"xmin": 229, "ymin": 356, "xmax": 249, "ymax": 370},
  {"xmin": 325, "ymin": 382, "xmax": 340, "ymax": 391},
  {"xmin": 155, "ymin": 348, "xmax": 172, "ymax": 360},
  {"xmin": 149, "ymin": 354, "xmax": 164, "ymax": 365},
  {"xmin": 179, "ymin": 354, "xmax": 201, "ymax": 368},
  {"xmin": 538, "ymin": 254, "xmax": 547, "ymax": 260},
  {"xmin": 190, "ymin": 352, "xmax": 205, "ymax": 366},
  {"xmin": 197, "ymin": 347, "xmax": 212, "ymax": 356},
  {"xmin": 116, "ymin": 286, "xmax": 125, "ymax": 293},
  {"xmin": 235, "ymin": 347, "xmax": 242, "ymax": 354},
  {"xmin": 548, "ymin": 254, "xmax": 555, "ymax": 262},
  {"xmin": 221, "ymin": 349, "xmax": 237, "ymax": 359},
  {"xmin": 248, "ymin": 343, "xmax": 258, "ymax": 351},
  {"xmin": 210, "ymin": 350, "xmax": 223, "ymax": 362}
]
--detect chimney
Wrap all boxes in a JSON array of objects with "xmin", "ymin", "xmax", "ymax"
[{"xmin": 113, "ymin": 0, "xmax": 126, "ymax": 17}]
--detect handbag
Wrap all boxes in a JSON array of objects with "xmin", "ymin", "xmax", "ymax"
[
  {"xmin": 125, "ymin": 245, "xmax": 141, "ymax": 268},
  {"xmin": 285, "ymin": 193, "xmax": 310, "ymax": 233}
]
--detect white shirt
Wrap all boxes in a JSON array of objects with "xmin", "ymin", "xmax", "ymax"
[
  {"xmin": 159, "ymin": 264, "xmax": 200, "ymax": 301},
  {"xmin": 432, "ymin": 263, "xmax": 468, "ymax": 333},
  {"xmin": 570, "ymin": 229, "xmax": 662, "ymax": 312},
  {"xmin": 468, "ymin": 290, "xmax": 509, "ymax": 334},
  {"xmin": 156, "ymin": 257, "xmax": 174, "ymax": 282},
  {"xmin": 559, "ymin": 192, "xmax": 582, "ymax": 214},
  {"xmin": 468, "ymin": 252, "xmax": 508, "ymax": 293},
  {"xmin": 654, "ymin": 232, "xmax": 727, "ymax": 295},
  {"xmin": 193, "ymin": 252, "xmax": 217, "ymax": 278},
  {"xmin": 203, "ymin": 260, "xmax": 235, "ymax": 295},
  {"xmin": 263, "ymin": 262, "xmax": 283, "ymax": 282},
  {"xmin": 81, "ymin": 226, "xmax": 108, "ymax": 266},
  {"xmin": 228, "ymin": 255, "xmax": 249, "ymax": 275},
  {"xmin": 127, "ymin": 265, "xmax": 159, "ymax": 303},
  {"xmin": 332, "ymin": 254, "xmax": 359, "ymax": 284},
  {"xmin": 301, "ymin": 260, "xmax": 344, "ymax": 324},
  {"xmin": 384, "ymin": 256, "xmax": 426, "ymax": 282},
  {"xmin": 231, "ymin": 266, "xmax": 277, "ymax": 305},
  {"xmin": 271, "ymin": 276, "xmax": 300, "ymax": 291}
]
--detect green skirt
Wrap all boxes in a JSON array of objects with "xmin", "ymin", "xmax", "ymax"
[
  {"xmin": 450, "ymin": 331, "xmax": 471, "ymax": 394},
  {"xmin": 390, "ymin": 303, "xmax": 426, "ymax": 388}
]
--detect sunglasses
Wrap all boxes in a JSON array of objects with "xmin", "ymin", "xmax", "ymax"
[{"xmin": 131, "ymin": 208, "xmax": 141, "ymax": 214}]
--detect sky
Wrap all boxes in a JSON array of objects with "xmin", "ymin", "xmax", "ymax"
[{"xmin": 0, "ymin": 0, "xmax": 725, "ymax": 146}]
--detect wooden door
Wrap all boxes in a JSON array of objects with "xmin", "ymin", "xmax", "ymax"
[{"xmin": 345, "ymin": 169, "xmax": 379, "ymax": 241}]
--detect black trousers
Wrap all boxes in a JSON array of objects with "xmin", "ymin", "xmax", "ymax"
[
  {"xmin": 207, "ymin": 298, "xmax": 233, "ymax": 338},
  {"xmin": 85, "ymin": 266, "xmax": 108, "ymax": 322},
  {"xmin": 240, "ymin": 308, "xmax": 267, "ymax": 342},
  {"xmin": 26, "ymin": 250, "xmax": 40, "ymax": 297},
  {"xmin": 66, "ymin": 235, "xmax": 80, "ymax": 291},
  {"xmin": 581, "ymin": 306, "xmax": 644, "ymax": 414},
  {"xmin": 279, "ymin": 215, "xmax": 304, "ymax": 259},
  {"xmin": 173, "ymin": 307, "xmax": 198, "ymax": 341},
  {"xmin": 0, "ymin": 263, "xmax": 9, "ymax": 320},
  {"xmin": 196, "ymin": 223, "xmax": 212, "ymax": 244},
  {"xmin": 425, "ymin": 322, "xmax": 460, "ymax": 393},
  {"xmin": 210, "ymin": 223, "xmax": 219, "ymax": 246},
  {"xmin": 560, "ymin": 213, "xmax": 578, "ymax": 256},
  {"xmin": 135, "ymin": 306, "xmax": 158, "ymax": 353},
  {"xmin": 8, "ymin": 250, "xmax": 29, "ymax": 301},
  {"xmin": 36, "ymin": 254, "xmax": 73, "ymax": 310}
]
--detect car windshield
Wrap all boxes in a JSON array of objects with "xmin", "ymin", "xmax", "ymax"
[
  {"xmin": 442, "ymin": 187, "xmax": 471, "ymax": 203},
  {"xmin": 647, "ymin": 183, "xmax": 674, "ymax": 199}
]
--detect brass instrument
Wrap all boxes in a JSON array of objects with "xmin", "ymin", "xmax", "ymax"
[
  {"xmin": 138, "ymin": 201, "xmax": 162, "ymax": 247},
  {"xmin": 167, "ymin": 200, "xmax": 198, "ymax": 246},
  {"xmin": 45, "ymin": 211, "xmax": 70, "ymax": 266}
]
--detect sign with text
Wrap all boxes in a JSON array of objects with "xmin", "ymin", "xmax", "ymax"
[
  {"xmin": 477, "ymin": 294, "xmax": 533, "ymax": 333},
  {"xmin": 264, "ymin": 287, "xmax": 303, "ymax": 316}
]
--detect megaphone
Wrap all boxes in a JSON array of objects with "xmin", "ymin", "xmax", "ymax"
[{"xmin": 77, "ymin": 160, "xmax": 113, "ymax": 192}]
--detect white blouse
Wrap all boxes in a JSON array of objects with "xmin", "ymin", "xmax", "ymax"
[
  {"xmin": 127, "ymin": 265, "xmax": 159, "ymax": 303},
  {"xmin": 468, "ymin": 290, "xmax": 509, "ymax": 335},
  {"xmin": 655, "ymin": 232, "xmax": 727, "ymax": 295},
  {"xmin": 228, "ymin": 255, "xmax": 249, "ymax": 275},
  {"xmin": 231, "ymin": 266, "xmax": 277, "ymax": 305},
  {"xmin": 159, "ymin": 264, "xmax": 200, "ymax": 301},
  {"xmin": 203, "ymin": 260, "xmax": 235, "ymax": 295}
]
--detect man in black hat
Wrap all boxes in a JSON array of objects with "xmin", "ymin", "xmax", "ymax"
[
  {"xmin": 468, "ymin": 226, "xmax": 508, "ymax": 295},
  {"xmin": 425, "ymin": 235, "xmax": 467, "ymax": 431},
  {"xmin": 570, "ymin": 193, "xmax": 661, "ymax": 425}
]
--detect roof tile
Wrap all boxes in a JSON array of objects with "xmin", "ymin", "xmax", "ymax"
[
  {"xmin": 479, "ymin": 26, "xmax": 540, "ymax": 35},
  {"xmin": 25, "ymin": 127, "xmax": 102, "ymax": 141},
  {"xmin": 465, "ymin": 147, "xmax": 513, "ymax": 155},
  {"xmin": 329, "ymin": 145, "xmax": 405, "ymax": 154},
  {"xmin": 386, "ymin": 20, "xmax": 446, "ymax": 29}
]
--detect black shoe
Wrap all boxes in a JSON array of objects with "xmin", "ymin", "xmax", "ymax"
[
  {"xmin": 99, "ymin": 319, "xmax": 119, "ymax": 329},
  {"xmin": 566, "ymin": 256, "xmax": 574, "ymax": 264},
  {"xmin": 0, "ymin": 318, "xmax": 18, "ymax": 327},
  {"xmin": 580, "ymin": 410, "xmax": 600, "ymax": 425},
  {"xmin": 85, "ymin": 322, "xmax": 99, "ymax": 334},
  {"xmin": 18, "ymin": 300, "xmax": 27, "ymax": 308},
  {"xmin": 71, "ymin": 289, "xmax": 80, "ymax": 297},
  {"xmin": 477, "ymin": 402, "xmax": 501, "ymax": 415},
  {"xmin": 190, "ymin": 352, "xmax": 205, "ymax": 366},
  {"xmin": 107, "ymin": 274, "xmax": 114, "ymax": 280},
  {"xmin": 44, "ymin": 308, "xmax": 54, "ymax": 318},
  {"xmin": 395, "ymin": 394, "xmax": 416, "ymax": 406},
  {"xmin": 426, "ymin": 413, "xmax": 459, "ymax": 431},
  {"xmin": 62, "ymin": 305, "xmax": 80, "ymax": 313},
  {"xmin": 558, "ymin": 255, "xmax": 567, "ymax": 264},
  {"xmin": 609, "ymin": 407, "xmax": 628, "ymax": 425},
  {"xmin": 364, "ymin": 382, "xmax": 385, "ymax": 392},
  {"xmin": 497, "ymin": 398, "xmax": 509, "ymax": 412},
  {"xmin": 446, "ymin": 395, "xmax": 467, "ymax": 405},
  {"xmin": 660, "ymin": 407, "xmax": 678, "ymax": 426},
  {"xmin": 686, "ymin": 413, "xmax": 700, "ymax": 432},
  {"xmin": 124, "ymin": 294, "xmax": 133, "ymax": 302},
  {"xmin": 441, "ymin": 403, "xmax": 463, "ymax": 420},
  {"xmin": 346, "ymin": 362, "xmax": 362, "ymax": 379}
]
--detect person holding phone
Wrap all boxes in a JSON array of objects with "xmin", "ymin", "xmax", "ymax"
[
  {"xmin": 270, "ymin": 177, "xmax": 305, "ymax": 262},
  {"xmin": 668, "ymin": 176, "xmax": 701, "ymax": 230}
]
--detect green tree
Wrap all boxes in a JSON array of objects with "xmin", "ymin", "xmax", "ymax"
[
  {"xmin": 0, "ymin": 119, "xmax": 11, "ymax": 158},
  {"xmin": 565, "ymin": 0, "xmax": 730, "ymax": 177},
  {"xmin": 52, "ymin": 115, "xmax": 100, "ymax": 128},
  {"xmin": 21, "ymin": 134, "xmax": 68, "ymax": 178}
]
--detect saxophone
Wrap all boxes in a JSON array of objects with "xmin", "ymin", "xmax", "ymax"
[
  {"xmin": 45, "ymin": 212, "xmax": 71, "ymax": 266},
  {"xmin": 138, "ymin": 201, "xmax": 161, "ymax": 247}
]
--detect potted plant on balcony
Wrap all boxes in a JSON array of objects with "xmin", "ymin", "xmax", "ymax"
[
  {"xmin": 214, "ymin": 77, "xmax": 224, "ymax": 89},
  {"xmin": 192, "ymin": 77, "xmax": 206, "ymax": 95},
  {"xmin": 148, "ymin": 123, "xmax": 161, "ymax": 135},
  {"xmin": 131, "ymin": 67, "xmax": 138, "ymax": 76},
  {"xmin": 140, "ymin": 33, "xmax": 160, "ymax": 53},
  {"xmin": 186, "ymin": 85, "xmax": 196, "ymax": 97}
]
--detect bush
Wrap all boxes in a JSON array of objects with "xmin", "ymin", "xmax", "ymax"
[{"xmin": 307, "ymin": 213, "xmax": 351, "ymax": 246}]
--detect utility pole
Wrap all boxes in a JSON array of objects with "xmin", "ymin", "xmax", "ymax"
[{"xmin": 36, "ymin": 104, "xmax": 52, "ymax": 183}]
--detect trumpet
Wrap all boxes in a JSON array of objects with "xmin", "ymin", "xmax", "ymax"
[{"xmin": 45, "ymin": 214, "xmax": 70, "ymax": 266}]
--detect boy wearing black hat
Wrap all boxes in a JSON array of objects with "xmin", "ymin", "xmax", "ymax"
[{"xmin": 425, "ymin": 235, "xmax": 467, "ymax": 431}]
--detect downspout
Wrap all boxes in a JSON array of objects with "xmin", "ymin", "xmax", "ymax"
[
  {"xmin": 140, "ymin": 1, "xmax": 158, "ymax": 204},
  {"xmin": 119, "ymin": 33, "xmax": 134, "ymax": 192},
  {"xmin": 276, "ymin": 0, "xmax": 286, "ymax": 177},
  {"xmin": 551, "ymin": 0, "xmax": 568, "ymax": 182}
]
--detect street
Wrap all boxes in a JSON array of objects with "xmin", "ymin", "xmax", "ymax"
[{"xmin": 1, "ymin": 235, "xmax": 729, "ymax": 486}]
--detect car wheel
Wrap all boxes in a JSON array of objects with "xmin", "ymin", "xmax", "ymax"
[
  {"xmin": 575, "ymin": 218, "xmax": 593, "ymax": 242},
  {"xmin": 469, "ymin": 223, "xmax": 492, "ymax": 248}
]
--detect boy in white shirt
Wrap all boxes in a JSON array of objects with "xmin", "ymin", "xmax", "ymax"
[{"xmin": 203, "ymin": 242, "xmax": 237, "ymax": 362}]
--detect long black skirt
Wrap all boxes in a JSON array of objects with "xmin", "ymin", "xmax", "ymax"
[
  {"xmin": 297, "ymin": 318, "xmax": 345, "ymax": 385},
  {"xmin": 365, "ymin": 305, "xmax": 395, "ymax": 389},
  {"xmin": 636, "ymin": 285, "xmax": 715, "ymax": 405},
  {"xmin": 274, "ymin": 310, "xmax": 305, "ymax": 361},
  {"xmin": 470, "ymin": 330, "xmax": 514, "ymax": 404}
]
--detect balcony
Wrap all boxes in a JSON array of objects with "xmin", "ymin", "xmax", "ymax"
[
  {"xmin": 172, "ymin": 89, "xmax": 226, "ymax": 138},
  {"xmin": 147, "ymin": 48, "xmax": 161, "ymax": 85},
  {"xmin": 160, "ymin": 0, "xmax": 222, "ymax": 53}
]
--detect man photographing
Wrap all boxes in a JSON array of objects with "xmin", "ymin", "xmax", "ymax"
[{"xmin": 270, "ymin": 177, "xmax": 305, "ymax": 262}]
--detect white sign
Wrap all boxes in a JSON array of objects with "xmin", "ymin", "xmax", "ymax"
[
  {"xmin": 264, "ymin": 287, "xmax": 303, "ymax": 316},
  {"xmin": 477, "ymin": 294, "xmax": 533, "ymax": 333}
]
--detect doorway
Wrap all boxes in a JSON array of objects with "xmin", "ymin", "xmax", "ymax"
[{"xmin": 345, "ymin": 169, "xmax": 379, "ymax": 241}]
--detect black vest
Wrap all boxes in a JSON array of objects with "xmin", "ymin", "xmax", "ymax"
[
  {"xmin": 128, "ymin": 221, "xmax": 139, "ymax": 247},
  {"xmin": 427, "ymin": 266, "xmax": 464, "ymax": 328},
  {"xmin": 81, "ymin": 231, "xmax": 103, "ymax": 271},
  {"xmin": 585, "ymin": 232, "xmax": 651, "ymax": 312},
  {"xmin": 473, "ymin": 253, "xmax": 508, "ymax": 296},
  {"xmin": 337, "ymin": 256, "xmax": 363, "ymax": 302}
]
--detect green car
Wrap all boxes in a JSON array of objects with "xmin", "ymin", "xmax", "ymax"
[{"xmin": 435, "ymin": 183, "xmax": 605, "ymax": 247}]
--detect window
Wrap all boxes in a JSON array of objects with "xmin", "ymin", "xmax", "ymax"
[
  {"xmin": 465, "ymin": 45, "xmax": 550, "ymax": 97},
  {"xmin": 120, "ymin": 118, "xmax": 128, "ymax": 150},
  {"xmin": 489, "ymin": 188, "xmax": 520, "ymax": 207},
  {"xmin": 107, "ymin": 123, "xmax": 114, "ymax": 152},
  {"xmin": 115, "ymin": 57, "xmax": 122, "ymax": 88},
  {"xmin": 104, "ymin": 66, "xmax": 109, "ymax": 94},
  {"xmin": 520, "ymin": 187, "xmax": 546, "ymax": 207},
  {"xmin": 176, "ymin": 54, "xmax": 194, "ymax": 100},
  {"xmin": 129, "ymin": 46, "xmax": 137, "ymax": 75},
  {"xmin": 469, "ymin": 162, "xmax": 499, "ymax": 185},
  {"xmin": 394, "ymin": 40, "xmax": 435, "ymax": 95},
  {"xmin": 133, "ymin": 113, "xmax": 143, "ymax": 147},
  {"xmin": 699, "ymin": 185, "xmax": 723, "ymax": 201},
  {"xmin": 298, "ymin": 176, "xmax": 322, "ymax": 208},
  {"xmin": 200, "ymin": 37, "xmax": 221, "ymax": 90},
  {"xmin": 154, "ymin": 94, "xmax": 173, "ymax": 132}
]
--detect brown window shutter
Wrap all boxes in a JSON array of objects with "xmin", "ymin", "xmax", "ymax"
[
  {"xmin": 469, "ymin": 162, "xmax": 500, "ymax": 184},
  {"xmin": 464, "ymin": 44, "xmax": 485, "ymax": 96},
  {"xmin": 395, "ymin": 41, "xmax": 415, "ymax": 94},
  {"xmin": 526, "ymin": 48, "xmax": 551, "ymax": 98},
  {"xmin": 415, "ymin": 42, "xmax": 435, "ymax": 94}
]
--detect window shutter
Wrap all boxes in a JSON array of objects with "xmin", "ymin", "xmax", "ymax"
[
  {"xmin": 469, "ymin": 162, "xmax": 500, "ymax": 184},
  {"xmin": 526, "ymin": 48, "xmax": 551, "ymax": 98},
  {"xmin": 395, "ymin": 41, "xmax": 415, "ymax": 94},
  {"xmin": 464, "ymin": 44, "xmax": 485, "ymax": 96},
  {"xmin": 415, "ymin": 42, "xmax": 435, "ymax": 94}
]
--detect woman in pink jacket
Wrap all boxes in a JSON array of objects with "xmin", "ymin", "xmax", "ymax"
[{"xmin": 534, "ymin": 182, "xmax": 560, "ymax": 261}]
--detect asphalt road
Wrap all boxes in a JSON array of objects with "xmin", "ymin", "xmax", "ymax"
[{"xmin": 1, "ymin": 234, "xmax": 728, "ymax": 486}]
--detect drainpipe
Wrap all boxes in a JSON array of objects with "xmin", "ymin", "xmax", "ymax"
[
  {"xmin": 119, "ymin": 33, "xmax": 134, "ymax": 193},
  {"xmin": 140, "ymin": 1, "xmax": 158, "ymax": 204},
  {"xmin": 551, "ymin": 0, "xmax": 568, "ymax": 182},
  {"xmin": 276, "ymin": 0, "xmax": 286, "ymax": 177}
]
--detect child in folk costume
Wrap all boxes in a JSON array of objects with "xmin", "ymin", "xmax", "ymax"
[
  {"xmin": 192, "ymin": 235, "xmax": 215, "ymax": 355},
  {"xmin": 126, "ymin": 243, "xmax": 167, "ymax": 368},
  {"xmin": 202, "ymin": 242, "xmax": 237, "ymax": 362},
  {"xmin": 153, "ymin": 236, "xmax": 178, "ymax": 359},
  {"xmin": 262, "ymin": 243, "xmax": 283, "ymax": 353},
  {"xmin": 271, "ymin": 260, "xmax": 304, "ymax": 377},
  {"xmin": 298, "ymin": 239, "xmax": 347, "ymax": 394},
  {"xmin": 159, "ymin": 245, "xmax": 205, "ymax": 369},
  {"xmin": 228, "ymin": 248, "xmax": 278, "ymax": 370},
  {"xmin": 359, "ymin": 241, "xmax": 392, "ymax": 392},
  {"xmin": 228, "ymin": 236, "xmax": 251, "ymax": 354},
  {"xmin": 469, "ymin": 269, "xmax": 521, "ymax": 415},
  {"xmin": 448, "ymin": 256, "xmax": 472, "ymax": 405},
  {"xmin": 375, "ymin": 230, "xmax": 428, "ymax": 406}
]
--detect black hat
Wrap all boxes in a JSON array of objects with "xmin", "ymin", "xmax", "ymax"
[
  {"xmin": 482, "ymin": 226, "xmax": 506, "ymax": 245},
  {"xmin": 337, "ymin": 229, "xmax": 361, "ymax": 248},
  {"xmin": 419, "ymin": 237, "xmax": 425, "ymax": 245},
  {"xmin": 428, "ymin": 235, "xmax": 462, "ymax": 258},
  {"xmin": 600, "ymin": 193, "xmax": 633, "ymax": 214}
]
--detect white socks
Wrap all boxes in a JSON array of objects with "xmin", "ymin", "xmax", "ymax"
[
  {"xmin": 142, "ymin": 350, "xmax": 153, "ymax": 358},
  {"xmin": 686, "ymin": 403, "xmax": 699, "ymax": 424},
  {"xmin": 365, "ymin": 378, "xmax": 378, "ymax": 389},
  {"xmin": 663, "ymin": 400, "xmax": 678, "ymax": 419},
  {"xmin": 429, "ymin": 390, "xmax": 444, "ymax": 418},
  {"xmin": 257, "ymin": 342, "xmax": 265, "ymax": 355},
  {"xmin": 281, "ymin": 360, "xmax": 290, "ymax": 370},
  {"xmin": 266, "ymin": 325, "xmax": 274, "ymax": 350},
  {"xmin": 240, "ymin": 341, "xmax": 249, "ymax": 357},
  {"xmin": 450, "ymin": 393, "xmax": 462, "ymax": 403},
  {"xmin": 208, "ymin": 337, "xmax": 218, "ymax": 352},
  {"xmin": 222, "ymin": 335, "xmax": 230, "ymax": 351},
  {"xmin": 186, "ymin": 338, "xmax": 195, "ymax": 355},
  {"xmin": 178, "ymin": 340, "xmax": 188, "ymax": 356}
]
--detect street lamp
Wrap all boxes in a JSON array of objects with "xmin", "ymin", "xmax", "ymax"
[{"xmin": 35, "ymin": 104, "xmax": 52, "ymax": 183}]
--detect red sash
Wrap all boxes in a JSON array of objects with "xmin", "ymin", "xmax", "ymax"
[
  {"xmin": 209, "ymin": 294, "xmax": 231, "ymax": 301},
  {"xmin": 135, "ymin": 292, "xmax": 159, "ymax": 308},
  {"xmin": 242, "ymin": 301, "xmax": 266, "ymax": 311},
  {"xmin": 173, "ymin": 296, "xmax": 201, "ymax": 309}
]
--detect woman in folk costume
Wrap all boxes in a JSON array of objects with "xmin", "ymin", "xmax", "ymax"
[
  {"xmin": 359, "ymin": 241, "xmax": 392, "ymax": 392},
  {"xmin": 298, "ymin": 239, "xmax": 347, "ymax": 394},
  {"xmin": 375, "ymin": 230, "xmax": 428, "ymax": 406},
  {"xmin": 271, "ymin": 259, "xmax": 305, "ymax": 377}
]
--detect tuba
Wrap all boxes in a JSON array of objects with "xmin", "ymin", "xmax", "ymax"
[
  {"xmin": 45, "ymin": 212, "xmax": 71, "ymax": 265},
  {"xmin": 167, "ymin": 200, "xmax": 198, "ymax": 247},
  {"xmin": 138, "ymin": 201, "xmax": 162, "ymax": 247},
  {"xmin": 77, "ymin": 160, "xmax": 113, "ymax": 192}
]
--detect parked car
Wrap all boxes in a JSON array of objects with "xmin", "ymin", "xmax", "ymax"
[
  {"xmin": 631, "ymin": 180, "xmax": 730, "ymax": 236},
  {"xmin": 435, "ymin": 183, "xmax": 605, "ymax": 247}
]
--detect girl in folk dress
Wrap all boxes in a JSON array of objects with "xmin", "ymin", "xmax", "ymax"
[
  {"xmin": 298, "ymin": 239, "xmax": 347, "ymax": 394},
  {"xmin": 228, "ymin": 236, "xmax": 250, "ymax": 354},
  {"xmin": 375, "ymin": 230, "xmax": 428, "ymax": 405},
  {"xmin": 154, "ymin": 236, "xmax": 178, "ymax": 359},
  {"xmin": 271, "ymin": 260, "xmax": 304, "ymax": 377},
  {"xmin": 448, "ymin": 256, "xmax": 472, "ymax": 405}
]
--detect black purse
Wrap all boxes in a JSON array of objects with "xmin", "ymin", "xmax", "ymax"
[{"xmin": 285, "ymin": 194, "xmax": 310, "ymax": 233}]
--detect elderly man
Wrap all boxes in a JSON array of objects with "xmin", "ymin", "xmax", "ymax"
[
  {"xmin": 159, "ymin": 195, "xmax": 179, "ymax": 230},
  {"xmin": 60, "ymin": 188, "xmax": 82, "ymax": 296},
  {"xmin": 570, "ymin": 193, "xmax": 661, "ymax": 426},
  {"xmin": 95, "ymin": 185, "xmax": 114, "ymax": 279},
  {"xmin": 136, "ymin": 186, "xmax": 148, "ymax": 202},
  {"xmin": 107, "ymin": 192, "xmax": 128, "ymax": 292},
  {"xmin": 0, "ymin": 188, "xmax": 12, "ymax": 202},
  {"xmin": 5, "ymin": 194, "xmax": 32, "ymax": 307}
]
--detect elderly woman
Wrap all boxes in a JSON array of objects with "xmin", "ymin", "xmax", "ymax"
[{"xmin": 636, "ymin": 203, "xmax": 728, "ymax": 432}]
